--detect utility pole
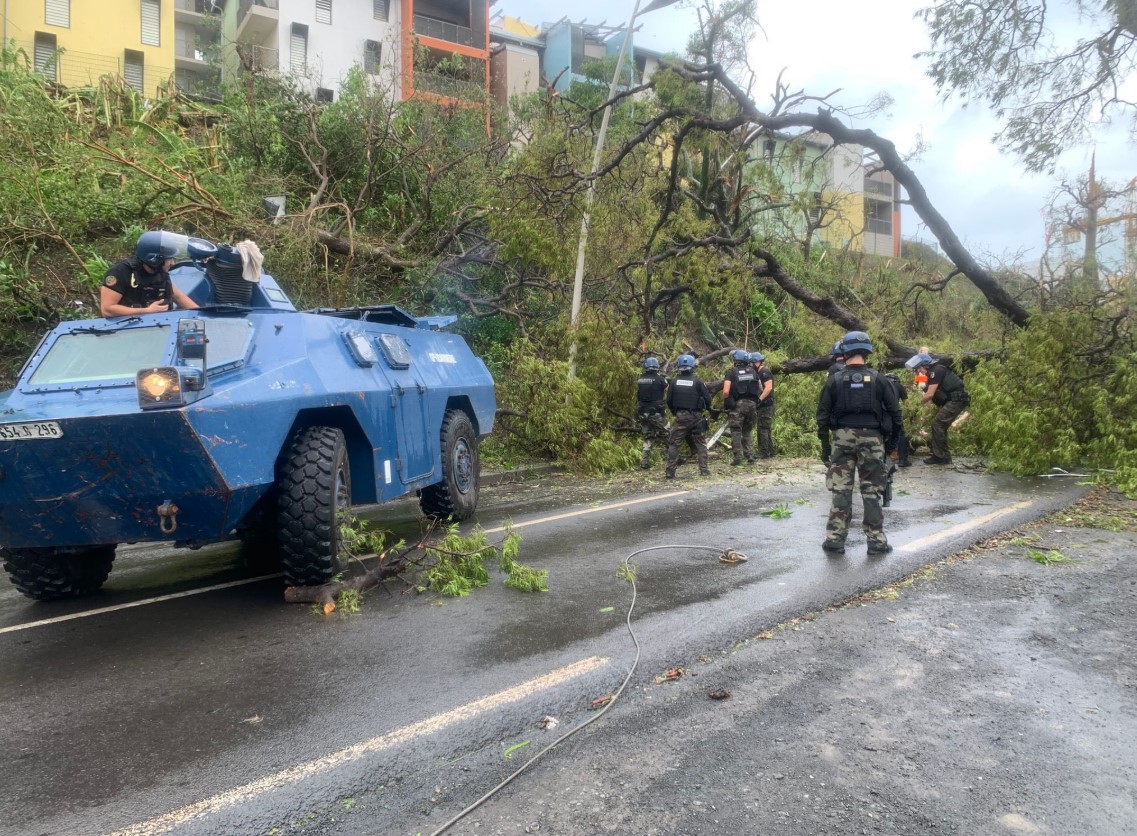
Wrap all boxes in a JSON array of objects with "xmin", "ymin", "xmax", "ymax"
[{"xmin": 566, "ymin": 0, "xmax": 679, "ymax": 382}]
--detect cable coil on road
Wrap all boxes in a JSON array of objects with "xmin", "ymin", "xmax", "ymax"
[{"xmin": 429, "ymin": 544, "xmax": 748, "ymax": 836}]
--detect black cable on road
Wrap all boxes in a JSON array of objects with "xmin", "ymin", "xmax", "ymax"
[{"xmin": 428, "ymin": 544, "xmax": 747, "ymax": 836}]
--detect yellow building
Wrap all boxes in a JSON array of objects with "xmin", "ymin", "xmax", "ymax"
[{"xmin": 3, "ymin": 0, "xmax": 219, "ymax": 95}]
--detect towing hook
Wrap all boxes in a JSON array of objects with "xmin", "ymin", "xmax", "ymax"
[{"xmin": 157, "ymin": 500, "xmax": 180, "ymax": 534}]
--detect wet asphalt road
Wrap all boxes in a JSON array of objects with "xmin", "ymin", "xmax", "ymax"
[{"xmin": 0, "ymin": 462, "xmax": 1084, "ymax": 836}]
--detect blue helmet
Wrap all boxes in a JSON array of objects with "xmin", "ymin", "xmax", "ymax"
[
  {"xmin": 643, "ymin": 357, "xmax": 661, "ymax": 371},
  {"xmin": 749, "ymin": 351, "xmax": 765, "ymax": 363},
  {"xmin": 135, "ymin": 230, "xmax": 181, "ymax": 269},
  {"xmin": 831, "ymin": 340, "xmax": 844, "ymax": 357},
  {"xmin": 905, "ymin": 352, "xmax": 934, "ymax": 369},
  {"xmin": 676, "ymin": 354, "xmax": 696, "ymax": 371},
  {"xmin": 838, "ymin": 331, "xmax": 874, "ymax": 356},
  {"xmin": 731, "ymin": 349, "xmax": 750, "ymax": 364}
]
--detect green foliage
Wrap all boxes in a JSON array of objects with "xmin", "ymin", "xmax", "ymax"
[
  {"xmin": 761, "ymin": 503, "xmax": 792, "ymax": 519},
  {"xmin": 1025, "ymin": 547, "xmax": 1072, "ymax": 566},
  {"xmin": 424, "ymin": 522, "xmax": 545, "ymax": 596},
  {"xmin": 918, "ymin": 0, "xmax": 1137, "ymax": 172},
  {"xmin": 966, "ymin": 311, "xmax": 1137, "ymax": 495}
]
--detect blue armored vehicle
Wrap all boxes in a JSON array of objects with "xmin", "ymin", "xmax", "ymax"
[{"xmin": 0, "ymin": 235, "xmax": 496, "ymax": 600}]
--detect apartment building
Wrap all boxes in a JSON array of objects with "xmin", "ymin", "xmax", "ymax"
[
  {"xmin": 3, "ymin": 1, "xmax": 492, "ymax": 104},
  {"xmin": 4, "ymin": 0, "xmax": 190, "ymax": 94},
  {"xmin": 221, "ymin": 0, "xmax": 491, "ymax": 104},
  {"xmin": 752, "ymin": 132, "xmax": 902, "ymax": 258},
  {"xmin": 489, "ymin": 14, "xmax": 659, "ymax": 112}
]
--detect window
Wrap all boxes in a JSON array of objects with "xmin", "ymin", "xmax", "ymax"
[
  {"xmin": 315, "ymin": 0, "xmax": 332, "ymax": 24},
  {"xmin": 33, "ymin": 32, "xmax": 57, "ymax": 80},
  {"xmin": 124, "ymin": 50, "xmax": 144, "ymax": 91},
  {"xmin": 29, "ymin": 327, "xmax": 171, "ymax": 387},
  {"xmin": 45, "ymin": 0, "xmax": 70, "ymax": 28},
  {"xmin": 373, "ymin": 0, "xmax": 389, "ymax": 21},
  {"xmin": 865, "ymin": 178, "xmax": 892, "ymax": 197},
  {"xmin": 363, "ymin": 39, "xmax": 381, "ymax": 73},
  {"xmin": 141, "ymin": 0, "xmax": 160, "ymax": 46},
  {"xmin": 808, "ymin": 191, "xmax": 823, "ymax": 225},
  {"xmin": 570, "ymin": 26, "xmax": 584, "ymax": 74},
  {"xmin": 290, "ymin": 23, "xmax": 308, "ymax": 74},
  {"xmin": 865, "ymin": 198, "xmax": 892, "ymax": 236},
  {"xmin": 315, "ymin": 87, "xmax": 334, "ymax": 103}
]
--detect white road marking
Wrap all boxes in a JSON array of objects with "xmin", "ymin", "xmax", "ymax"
[
  {"xmin": 1, "ymin": 492, "xmax": 689, "ymax": 635},
  {"xmin": 107, "ymin": 655, "xmax": 610, "ymax": 836},
  {"xmin": 483, "ymin": 491, "xmax": 690, "ymax": 534},
  {"xmin": 897, "ymin": 499, "xmax": 1035, "ymax": 554},
  {"xmin": 0, "ymin": 575, "xmax": 281, "ymax": 636}
]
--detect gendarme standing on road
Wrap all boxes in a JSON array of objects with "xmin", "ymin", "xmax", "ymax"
[
  {"xmin": 665, "ymin": 354, "xmax": 711, "ymax": 479},
  {"xmin": 635, "ymin": 357, "xmax": 670, "ymax": 469},
  {"xmin": 816, "ymin": 331, "xmax": 903, "ymax": 555}
]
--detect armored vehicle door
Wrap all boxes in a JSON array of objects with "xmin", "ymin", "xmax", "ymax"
[{"xmin": 374, "ymin": 332, "xmax": 436, "ymax": 484}]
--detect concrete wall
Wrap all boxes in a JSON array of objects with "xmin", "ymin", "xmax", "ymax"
[
  {"xmin": 490, "ymin": 42, "xmax": 540, "ymax": 111},
  {"xmin": 273, "ymin": 0, "xmax": 402, "ymax": 97}
]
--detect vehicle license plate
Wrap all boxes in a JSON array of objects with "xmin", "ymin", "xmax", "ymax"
[{"xmin": 0, "ymin": 421, "xmax": 63, "ymax": 441}]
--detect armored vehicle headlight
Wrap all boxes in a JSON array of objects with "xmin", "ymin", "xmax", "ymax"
[{"xmin": 136, "ymin": 367, "xmax": 185, "ymax": 409}]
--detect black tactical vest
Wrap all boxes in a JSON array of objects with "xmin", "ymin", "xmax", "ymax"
[
  {"xmin": 669, "ymin": 375, "xmax": 703, "ymax": 411},
  {"xmin": 731, "ymin": 368, "xmax": 760, "ymax": 398},
  {"xmin": 830, "ymin": 367, "xmax": 884, "ymax": 429},
  {"xmin": 636, "ymin": 372, "xmax": 667, "ymax": 411},
  {"xmin": 931, "ymin": 364, "xmax": 968, "ymax": 406}
]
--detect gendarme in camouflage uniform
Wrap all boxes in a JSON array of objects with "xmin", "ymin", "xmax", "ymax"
[
  {"xmin": 665, "ymin": 355, "xmax": 711, "ymax": 478},
  {"xmin": 636, "ymin": 358, "xmax": 670, "ymax": 469},
  {"xmin": 816, "ymin": 332, "xmax": 902, "ymax": 555}
]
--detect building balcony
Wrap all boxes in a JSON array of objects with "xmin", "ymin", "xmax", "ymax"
[
  {"xmin": 236, "ymin": 0, "xmax": 278, "ymax": 44},
  {"xmin": 175, "ymin": 0, "xmax": 221, "ymax": 25},
  {"xmin": 413, "ymin": 68, "xmax": 486, "ymax": 100},
  {"xmin": 174, "ymin": 44, "xmax": 209, "ymax": 70},
  {"xmin": 413, "ymin": 14, "xmax": 482, "ymax": 50},
  {"xmin": 236, "ymin": 43, "xmax": 279, "ymax": 74}
]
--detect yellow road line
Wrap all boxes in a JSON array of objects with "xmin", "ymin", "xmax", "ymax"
[
  {"xmin": 483, "ymin": 490, "xmax": 690, "ymax": 534},
  {"xmin": 106, "ymin": 655, "xmax": 610, "ymax": 836},
  {"xmin": 897, "ymin": 500, "xmax": 1035, "ymax": 554}
]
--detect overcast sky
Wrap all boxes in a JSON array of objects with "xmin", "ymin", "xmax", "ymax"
[{"xmin": 494, "ymin": 0, "xmax": 1135, "ymax": 265}]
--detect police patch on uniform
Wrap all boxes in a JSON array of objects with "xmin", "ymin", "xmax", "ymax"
[{"xmin": 105, "ymin": 276, "xmax": 117, "ymax": 287}]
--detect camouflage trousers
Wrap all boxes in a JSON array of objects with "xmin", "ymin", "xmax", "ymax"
[
  {"xmin": 824, "ymin": 427, "xmax": 889, "ymax": 549},
  {"xmin": 931, "ymin": 399, "xmax": 966, "ymax": 460},
  {"xmin": 666, "ymin": 410, "xmax": 708, "ymax": 475},
  {"xmin": 638, "ymin": 410, "xmax": 669, "ymax": 467},
  {"xmin": 755, "ymin": 401, "xmax": 776, "ymax": 458},
  {"xmin": 728, "ymin": 398, "xmax": 758, "ymax": 463}
]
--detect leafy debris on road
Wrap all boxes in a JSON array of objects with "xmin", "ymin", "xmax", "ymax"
[
  {"xmin": 590, "ymin": 694, "xmax": 614, "ymax": 710},
  {"xmin": 653, "ymin": 666, "xmax": 686, "ymax": 683},
  {"xmin": 708, "ymin": 689, "xmax": 731, "ymax": 700}
]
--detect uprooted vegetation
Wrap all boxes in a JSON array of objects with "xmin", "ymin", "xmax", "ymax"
[{"xmin": 0, "ymin": 14, "xmax": 1133, "ymax": 493}]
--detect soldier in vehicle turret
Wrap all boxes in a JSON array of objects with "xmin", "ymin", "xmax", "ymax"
[{"xmin": 100, "ymin": 231, "xmax": 199, "ymax": 317}]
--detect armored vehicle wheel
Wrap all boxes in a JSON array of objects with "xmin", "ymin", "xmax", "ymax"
[
  {"xmin": 278, "ymin": 426, "xmax": 351, "ymax": 587},
  {"xmin": 2, "ymin": 545, "xmax": 116, "ymax": 601},
  {"xmin": 419, "ymin": 409, "xmax": 479, "ymax": 521}
]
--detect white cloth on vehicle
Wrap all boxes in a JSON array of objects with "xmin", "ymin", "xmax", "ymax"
[{"xmin": 234, "ymin": 240, "xmax": 264, "ymax": 283}]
